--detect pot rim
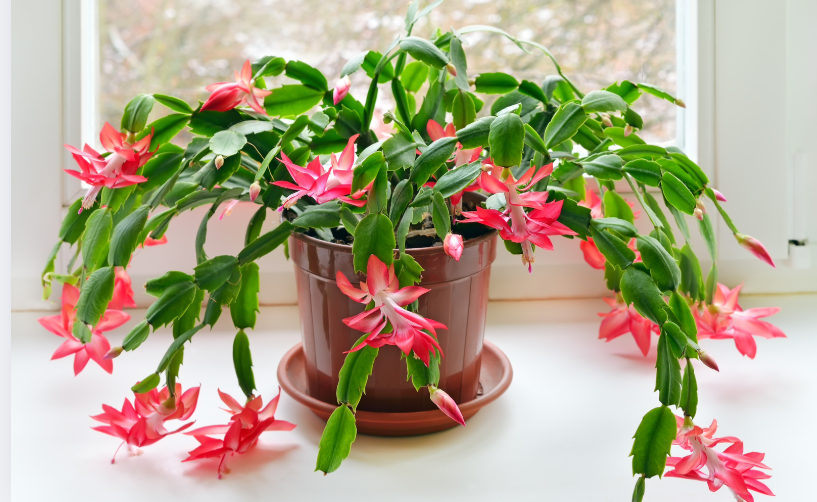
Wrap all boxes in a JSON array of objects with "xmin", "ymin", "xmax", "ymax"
[{"xmin": 290, "ymin": 225, "xmax": 498, "ymax": 256}]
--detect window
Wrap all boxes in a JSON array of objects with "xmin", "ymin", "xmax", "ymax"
[{"xmin": 95, "ymin": 0, "xmax": 679, "ymax": 145}]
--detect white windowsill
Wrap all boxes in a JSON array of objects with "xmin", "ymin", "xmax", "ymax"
[{"xmin": 12, "ymin": 294, "xmax": 815, "ymax": 500}]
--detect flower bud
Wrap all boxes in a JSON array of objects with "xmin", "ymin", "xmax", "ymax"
[
  {"xmin": 601, "ymin": 114, "xmax": 613, "ymax": 127},
  {"xmin": 693, "ymin": 208, "xmax": 703, "ymax": 220},
  {"xmin": 735, "ymin": 233, "xmax": 775, "ymax": 267},
  {"xmin": 696, "ymin": 199, "xmax": 707, "ymax": 214},
  {"xmin": 624, "ymin": 124, "xmax": 634, "ymax": 137},
  {"xmin": 443, "ymin": 233, "xmax": 464, "ymax": 261},
  {"xmin": 189, "ymin": 160, "xmax": 195, "ymax": 167},
  {"xmin": 214, "ymin": 155, "xmax": 224, "ymax": 169},
  {"xmin": 103, "ymin": 346, "xmax": 124, "ymax": 360},
  {"xmin": 446, "ymin": 62, "xmax": 457, "ymax": 77},
  {"xmin": 712, "ymin": 188, "xmax": 727, "ymax": 202},
  {"xmin": 467, "ymin": 77, "xmax": 476, "ymax": 86},
  {"xmin": 333, "ymin": 75, "xmax": 351, "ymax": 105},
  {"xmin": 249, "ymin": 181, "xmax": 261, "ymax": 202},
  {"xmin": 698, "ymin": 350, "xmax": 720, "ymax": 372},
  {"xmin": 429, "ymin": 386, "xmax": 465, "ymax": 426},
  {"xmin": 675, "ymin": 98, "xmax": 687, "ymax": 109}
]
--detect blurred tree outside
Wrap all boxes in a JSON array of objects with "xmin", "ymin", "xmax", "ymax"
[{"xmin": 99, "ymin": 0, "xmax": 677, "ymax": 144}]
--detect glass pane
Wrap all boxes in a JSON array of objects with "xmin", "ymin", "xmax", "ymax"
[{"xmin": 99, "ymin": 0, "xmax": 676, "ymax": 144}]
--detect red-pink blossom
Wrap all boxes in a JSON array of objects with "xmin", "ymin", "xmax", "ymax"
[
  {"xmin": 92, "ymin": 384, "xmax": 200, "ymax": 463},
  {"xmin": 597, "ymin": 297, "xmax": 659, "ymax": 356},
  {"xmin": 183, "ymin": 388, "xmax": 296, "ymax": 478},
  {"xmin": 201, "ymin": 60, "xmax": 272, "ymax": 115},
  {"xmin": 140, "ymin": 235, "xmax": 168, "ymax": 247},
  {"xmin": 579, "ymin": 188, "xmax": 641, "ymax": 220},
  {"xmin": 461, "ymin": 165, "xmax": 575, "ymax": 271},
  {"xmin": 333, "ymin": 75, "xmax": 351, "ymax": 105},
  {"xmin": 64, "ymin": 123, "xmax": 154, "ymax": 212},
  {"xmin": 735, "ymin": 234, "xmax": 775, "ymax": 268},
  {"xmin": 579, "ymin": 235, "xmax": 641, "ymax": 270},
  {"xmin": 429, "ymin": 386, "xmax": 465, "ymax": 426},
  {"xmin": 38, "ymin": 283, "xmax": 129, "ymax": 375},
  {"xmin": 337, "ymin": 255, "xmax": 447, "ymax": 366},
  {"xmin": 108, "ymin": 266, "xmax": 136, "ymax": 311},
  {"xmin": 580, "ymin": 238, "xmax": 606, "ymax": 269},
  {"xmin": 219, "ymin": 200, "xmax": 240, "ymax": 220},
  {"xmin": 666, "ymin": 415, "xmax": 773, "ymax": 502},
  {"xmin": 272, "ymin": 135, "xmax": 367, "ymax": 210},
  {"xmin": 427, "ymin": 119, "xmax": 482, "ymax": 168},
  {"xmin": 426, "ymin": 120, "xmax": 483, "ymax": 213},
  {"xmin": 695, "ymin": 283, "xmax": 785, "ymax": 359},
  {"xmin": 443, "ymin": 233, "xmax": 464, "ymax": 261}
]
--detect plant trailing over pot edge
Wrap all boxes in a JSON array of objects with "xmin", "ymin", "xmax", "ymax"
[{"xmin": 37, "ymin": 1, "xmax": 784, "ymax": 497}]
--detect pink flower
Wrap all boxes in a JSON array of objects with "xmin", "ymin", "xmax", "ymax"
[
  {"xmin": 578, "ymin": 188, "xmax": 640, "ymax": 220},
  {"xmin": 427, "ymin": 119, "xmax": 482, "ymax": 168},
  {"xmin": 64, "ymin": 123, "xmax": 153, "ymax": 212},
  {"xmin": 219, "ymin": 200, "xmax": 240, "ymax": 220},
  {"xmin": 271, "ymin": 135, "xmax": 367, "ymax": 210},
  {"xmin": 580, "ymin": 238, "xmax": 606, "ymax": 269},
  {"xmin": 429, "ymin": 386, "xmax": 465, "ymax": 426},
  {"xmin": 427, "ymin": 120, "xmax": 483, "ymax": 213},
  {"xmin": 579, "ymin": 236, "xmax": 641, "ymax": 270},
  {"xmin": 333, "ymin": 75, "xmax": 352, "ymax": 105},
  {"xmin": 38, "ymin": 283, "xmax": 130, "ymax": 375},
  {"xmin": 92, "ymin": 384, "xmax": 200, "ymax": 463},
  {"xmin": 695, "ymin": 283, "xmax": 785, "ymax": 359},
  {"xmin": 140, "ymin": 235, "xmax": 168, "ymax": 247},
  {"xmin": 666, "ymin": 415, "xmax": 773, "ymax": 502},
  {"xmin": 461, "ymin": 165, "xmax": 575, "ymax": 271},
  {"xmin": 201, "ymin": 60, "xmax": 272, "ymax": 115},
  {"xmin": 735, "ymin": 234, "xmax": 775, "ymax": 268},
  {"xmin": 337, "ymin": 255, "xmax": 447, "ymax": 366},
  {"xmin": 443, "ymin": 233, "xmax": 464, "ymax": 261},
  {"xmin": 108, "ymin": 266, "xmax": 136, "ymax": 311},
  {"xmin": 597, "ymin": 296, "xmax": 659, "ymax": 356},
  {"xmin": 183, "ymin": 389, "xmax": 296, "ymax": 478}
]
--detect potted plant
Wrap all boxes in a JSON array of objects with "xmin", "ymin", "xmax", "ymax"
[{"xmin": 38, "ymin": 1, "xmax": 784, "ymax": 499}]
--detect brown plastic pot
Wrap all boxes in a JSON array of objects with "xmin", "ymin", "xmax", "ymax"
[{"xmin": 289, "ymin": 199, "xmax": 498, "ymax": 413}]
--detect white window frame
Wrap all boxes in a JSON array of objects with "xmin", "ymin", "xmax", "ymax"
[{"xmin": 12, "ymin": 0, "xmax": 815, "ymax": 311}]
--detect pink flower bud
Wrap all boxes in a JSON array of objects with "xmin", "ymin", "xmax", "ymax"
[
  {"xmin": 693, "ymin": 208, "xmax": 703, "ymax": 220},
  {"xmin": 214, "ymin": 155, "xmax": 224, "ymax": 169},
  {"xmin": 443, "ymin": 233, "xmax": 464, "ymax": 261},
  {"xmin": 249, "ymin": 181, "xmax": 261, "ymax": 202},
  {"xmin": 446, "ymin": 63, "xmax": 457, "ymax": 77},
  {"xmin": 429, "ymin": 386, "xmax": 465, "ymax": 426},
  {"xmin": 712, "ymin": 188, "xmax": 727, "ymax": 202},
  {"xmin": 333, "ymin": 75, "xmax": 351, "ymax": 105},
  {"xmin": 698, "ymin": 350, "xmax": 720, "ymax": 372},
  {"xmin": 601, "ymin": 114, "xmax": 613, "ymax": 127},
  {"xmin": 624, "ymin": 124, "xmax": 634, "ymax": 137},
  {"xmin": 735, "ymin": 233, "xmax": 775, "ymax": 267},
  {"xmin": 103, "ymin": 346, "xmax": 123, "ymax": 360},
  {"xmin": 675, "ymin": 98, "xmax": 687, "ymax": 108}
]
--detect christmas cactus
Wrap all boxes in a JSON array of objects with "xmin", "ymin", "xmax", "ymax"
[{"xmin": 40, "ymin": 1, "xmax": 784, "ymax": 498}]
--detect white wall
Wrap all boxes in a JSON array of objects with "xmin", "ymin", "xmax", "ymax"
[{"xmin": 11, "ymin": 0, "xmax": 817, "ymax": 312}]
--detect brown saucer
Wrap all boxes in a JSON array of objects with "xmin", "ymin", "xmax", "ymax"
[{"xmin": 277, "ymin": 340, "xmax": 513, "ymax": 436}]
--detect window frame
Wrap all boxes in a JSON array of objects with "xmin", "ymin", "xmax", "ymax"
[{"xmin": 36, "ymin": 0, "xmax": 814, "ymax": 309}]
